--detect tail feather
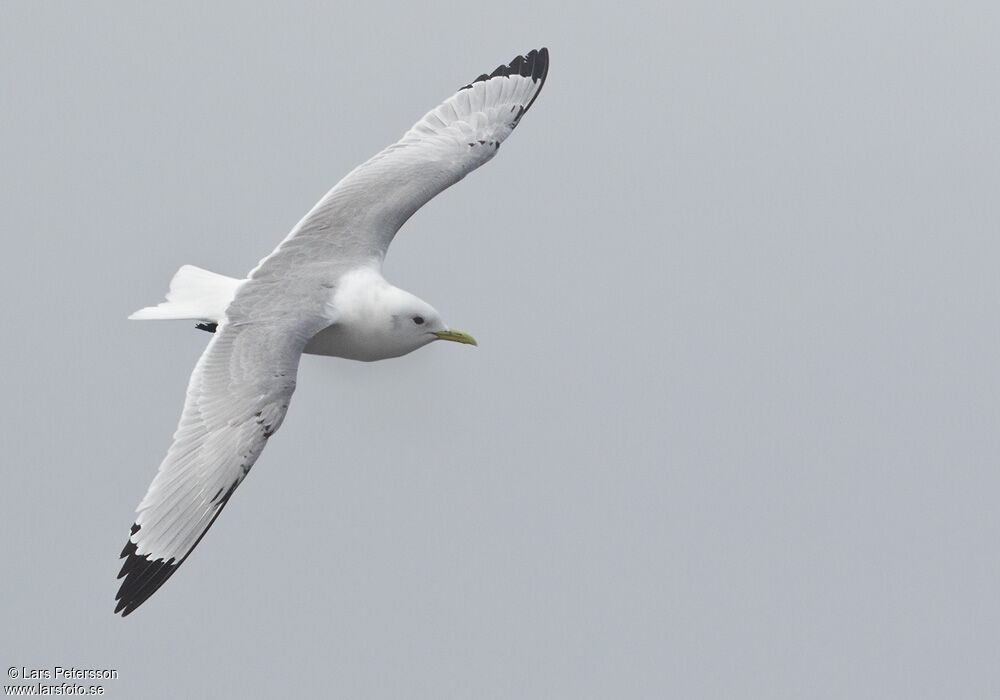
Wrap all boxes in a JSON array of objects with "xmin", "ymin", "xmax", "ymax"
[{"xmin": 130, "ymin": 265, "xmax": 242, "ymax": 323}]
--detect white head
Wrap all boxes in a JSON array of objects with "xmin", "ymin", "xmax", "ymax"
[
  {"xmin": 322, "ymin": 270, "xmax": 477, "ymax": 362},
  {"xmin": 381, "ymin": 287, "xmax": 473, "ymax": 356}
]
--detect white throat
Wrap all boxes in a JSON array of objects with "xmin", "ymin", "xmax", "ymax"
[{"xmin": 303, "ymin": 267, "xmax": 438, "ymax": 361}]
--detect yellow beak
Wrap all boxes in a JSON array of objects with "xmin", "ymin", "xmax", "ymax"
[{"xmin": 434, "ymin": 329, "xmax": 478, "ymax": 346}]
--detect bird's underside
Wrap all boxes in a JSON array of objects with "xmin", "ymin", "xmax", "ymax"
[{"xmin": 115, "ymin": 47, "xmax": 548, "ymax": 616}]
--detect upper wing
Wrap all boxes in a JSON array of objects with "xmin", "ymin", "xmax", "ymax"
[
  {"xmin": 115, "ymin": 292, "xmax": 327, "ymax": 616},
  {"xmin": 249, "ymin": 47, "xmax": 549, "ymax": 282}
]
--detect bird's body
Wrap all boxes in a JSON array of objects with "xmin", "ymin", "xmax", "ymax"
[
  {"xmin": 115, "ymin": 48, "xmax": 548, "ymax": 616},
  {"xmin": 146, "ymin": 265, "xmax": 456, "ymax": 360}
]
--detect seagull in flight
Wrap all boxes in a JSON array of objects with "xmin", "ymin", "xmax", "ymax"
[{"xmin": 115, "ymin": 48, "xmax": 549, "ymax": 616}]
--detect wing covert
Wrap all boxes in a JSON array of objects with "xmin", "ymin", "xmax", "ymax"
[{"xmin": 249, "ymin": 48, "xmax": 549, "ymax": 281}]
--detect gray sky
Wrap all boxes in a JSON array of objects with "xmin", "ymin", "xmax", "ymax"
[{"xmin": 2, "ymin": 1, "xmax": 999, "ymax": 697}]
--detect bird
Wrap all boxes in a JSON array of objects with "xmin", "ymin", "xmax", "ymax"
[{"xmin": 115, "ymin": 48, "xmax": 549, "ymax": 616}]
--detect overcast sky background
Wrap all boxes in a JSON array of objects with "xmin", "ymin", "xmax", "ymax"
[{"xmin": 2, "ymin": 1, "xmax": 999, "ymax": 698}]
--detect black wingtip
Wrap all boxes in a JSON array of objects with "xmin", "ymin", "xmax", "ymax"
[
  {"xmin": 522, "ymin": 48, "xmax": 549, "ymax": 116},
  {"xmin": 115, "ymin": 493, "xmax": 235, "ymax": 617},
  {"xmin": 195, "ymin": 322, "xmax": 218, "ymax": 333},
  {"xmin": 114, "ymin": 524, "xmax": 180, "ymax": 617},
  {"xmin": 460, "ymin": 47, "xmax": 550, "ymax": 98}
]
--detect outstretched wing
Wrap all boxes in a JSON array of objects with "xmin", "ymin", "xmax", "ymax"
[
  {"xmin": 115, "ymin": 292, "xmax": 326, "ymax": 616},
  {"xmin": 250, "ymin": 47, "xmax": 549, "ymax": 282}
]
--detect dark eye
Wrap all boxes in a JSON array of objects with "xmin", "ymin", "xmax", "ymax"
[{"xmin": 412, "ymin": 316, "xmax": 425, "ymax": 325}]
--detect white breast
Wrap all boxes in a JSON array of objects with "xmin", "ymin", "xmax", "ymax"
[{"xmin": 303, "ymin": 322, "xmax": 407, "ymax": 361}]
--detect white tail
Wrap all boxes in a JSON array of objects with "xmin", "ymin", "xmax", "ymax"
[{"xmin": 129, "ymin": 265, "xmax": 242, "ymax": 323}]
